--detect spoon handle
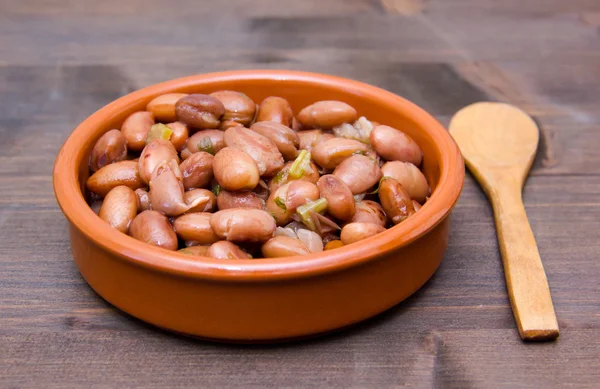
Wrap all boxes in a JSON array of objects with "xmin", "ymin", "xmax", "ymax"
[{"xmin": 490, "ymin": 183, "xmax": 559, "ymax": 341}]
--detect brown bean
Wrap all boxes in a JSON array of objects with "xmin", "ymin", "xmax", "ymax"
[
  {"xmin": 165, "ymin": 121, "xmax": 189, "ymax": 151},
  {"xmin": 184, "ymin": 129, "xmax": 225, "ymax": 157},
  {"xmin": 175, "ymin": 94, "xmax": 225, "ymax": 129},
  {"xmin": 292, "ymin": 117, "xmax": 302, "ymax": 131},
  {"xmin": 352, "ymin": 200, "xmax": 386, "ymax": 227},
  {"xmin": 129, "ymin": 210, "xmax": 178, "ymax": 251},
  {"xmin": 340, "ymin": 222, "xmax": 386, "ymax": 245},
  {"xmin": 179, "ymin": 151, "xmax": 214, "ymax": 190},
  {"xmin": 121, "ymin": 111, "xmax": 155, "ymax": 151},
  {"xmin": 146, "ymin": 93, "xmax": 188, "ymax": 123},
  {"xmin": 261, "ymin": 236, "xmax": 310, "ymax": 258},
  {"xmin": 297, "ymin": 130, "xmax": 335, "ymax": 152},
  {"xmin": 324, "ymin": 240, "xmax": 344, "ymax": 250},
  {"xmin": 184, "ymin": 189, "xmax": 216, "ymax": 213},
  {"xmin": 381, "ymin": 161, "xmax": 430, "ymax": 203},
  {"xmin": 207, "ymin": 241, "xmax": 251, "ymax": 259},
  {"xmin": 250, "ymin": 121, "xmax": 300, "ymax": 161},
  {"xmin": 90, "ymin": 129, "xmax": 128, "ymax": 172},
  {"xmin": 256, "ymin": 96, "xmax": 293, "ymax": 126},
  {"xmin": 378, "ymin": 178, "xmax": 416, "ymax": 224},
  {"xmin": 213, "ymin": 147, "xmax": 260, "ymax": 191},
  {"xmin": 312, "ymin": 138, "xmax": 369, "ymax": 169},
  {"xmin": 87, "ymin": 160, "xmax": 144, "ymax": 197},
  {"xmin": 317, "ymin": 175, "xmax": 355, "ymax": 221},
  {"xmin": 178, "ymin": 246, "xmax": 210, "ymax": 256},
  {"xmin": 217, "ymin": 190, "xmax": 265, "ymax": 210},
  {"xmin": 210, "ymin": 208, "xmax": 276, "ymax": 243},
  {"xmin": 266, "ymin": 181, "xmax": 320, "ymax": 225},
  {"xmin": 333, "ymin": 154, "xmax": 382, "ymax": 194},
  {"xmin": 210, "ymin": 90, "xmax": 256, "ymax": 127},
  {"xmin": 412, "ymin": 200, "xmax": 422, "ymax": 211},
  {"xmin": 135, "ymin": 188, "xmax": 151, "ymax": 212},
  {"xmin": 173, "ymin": 212, "xmax": 219, "ymax": 244},
  {"xmin": 149, "ymin": 160, "xmax": 188, "ymax": 216},
  {"xmin": 370, "ymin": 125, "xmax": 422, "ymax": 165},
  {"xmin": 223, "ymin": 127, "xmax": 284, "ymax": 177},
  {"xmin": 98, "ymin": 186, "xmax": 138, "ymax": 233},
  {"xmin": 268, "ymin": 160, "xmax": 320, "ymax": 192},
  {"xmin": 138, "ymin": 139, "xmax": 179, "ymax": 185},
  {"xmin": 297, "ymin": 101, "xmax": 357, "ymax": 129}
]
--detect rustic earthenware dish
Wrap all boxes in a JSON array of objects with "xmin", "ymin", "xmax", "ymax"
[{"xmin": 53, "ymin": 70, "xmax": 464, "ymax": 342}]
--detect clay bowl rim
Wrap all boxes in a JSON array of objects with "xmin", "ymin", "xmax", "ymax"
[{"xmin": 53, "ymin": 70, "xmax": 464, "ymax": 282}]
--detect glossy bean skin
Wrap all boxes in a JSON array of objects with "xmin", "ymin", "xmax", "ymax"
[
  {"xmin": 175, "ymin": 94, "xmax": 225, "ymax": 129},
  {"xmin": 165, "ymin": 121, "xmax": 189, "ymax": 151},
  {"xmin": 184, "ymin": 189, "xmax": 216, "ymax": 213},
  {"xmin": 261, "ymin": 236, "xmax": 310, "ymax": 258},
  {"xmin": 370, "ymin": 125, "xmax": 422, "ymax": 165},
  {"xmin": 333, "ymin": 154, "xmax": 382, "ymax": 194},
  {"xmin": 129, "ymin": 210, "xmax": 178, "ymax": 251},
  {"xmin": 250, "ymin": 121, "xmax": 299, "ymax": 161},
  {"xmin": 381, "ymin": 161, "xmax": 430, "ymax": 203},
  {"xmin": 138, "ymin": 139, "xmax": 179, "ymax": 185},
  {"xmin": 317, "ymin": 175, "xmax": 355, "ymax": 221},
  {"xmin": 121, "ymin": 111, "xmax": 155, "ymax": 151},
  {"xmin": 210, "ymin": 208, "xmax": 276, "ymax": 242},
  {"xmin": 223, "ymin": 127, "xmax": 284, "ymax": 177},
  {"xmin": 183, "ymin": 130, "xmax": 225, "ymax": 157},
  {"xmin": 324, "ymin": 240, "xmax": 344, "ymax": 250},
  {"xmin": 352, "ymin": 200, "xmax": 386, "ymax": 227},
  {"xmin": 378, "ymin": 178, "xmax": 416, "ymax": 224},
  {"xmin": 217, "ymin": 190, "xmax": 265, "ymax": 210},
  {"xmin": 207, "ymin": 241, "xmax": 251, "ymax": 259},
  {"xmin": 98, "ymin": 186, "xmax": 138, "ymax": 233},
  {"xmin": 178, "ymin": 246, "xmax": 210, "ymax": 256},
  {"xmin": 210, "ymin": 90, "xmax": 256, "ymax": 127},
  {"xmin": 268, "ymin": 160, "xmax": 320, "ymax": 192},
  {"xmin": 340, "ymin": 222, "xmax": 386, "ymax": 245},
  {"xmin": 148, "ymin": 160, "xmax": 188, "ymax": 216},
  {"xmin": 87, "ymin": 160, "xmax": 144, "ymax": 197},
  {"xmin": 266, "ymin": 181, "xmax": 320, "ymax": 225},
  {"xmin": 179, "ymin": 151, "xmax": 214, "ymax": 190},
  {"xmin": 134, "ymin": 188, "xmax": 151, "ymax": 212},
  {"xmin": 173, "ymin": 212, "xmax": 219, "ymax": 244},
  {"xmin": 146, "ymin": 93, "xmax": 188, "ymax": 122},
  {"xmin": 213, "ymin": 147, "xmax": 260, "ymax": 191},
  {"xmin": 297, "ymin": 130, "xmax": 335, "ymax": 152},
  {"xmin": 297, "ymin": 101, "xmax": 357, "ymax": 130},
  {"xmin": 312, "ymin": 138, "xmax": 369, "ymax": 169},
  {"xmin": 256, "ymin": 96, "xmax": 293, "ymax": 127},
  {"xmin": 90, "ymin": 129, "xmax": 128, "ymax": 172}
]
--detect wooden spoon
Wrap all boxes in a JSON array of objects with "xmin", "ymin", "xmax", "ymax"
[{"xmin": 449, "ymin": 102, "xmax": 559, "ymax": 341}]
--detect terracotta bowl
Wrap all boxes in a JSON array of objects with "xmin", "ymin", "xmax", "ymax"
[{"xmin": 53, "ymin": 70, "xmax": 464, "ymax": 342}]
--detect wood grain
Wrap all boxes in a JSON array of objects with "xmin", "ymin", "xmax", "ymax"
[{"xmin": 1, "ymin": 0, "xmax": 599, "ymax": 387}]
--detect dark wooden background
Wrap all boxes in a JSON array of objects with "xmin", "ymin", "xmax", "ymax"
[{"xmin": 1, "ymin": 0, "xmax": 599, "ymax": 387}]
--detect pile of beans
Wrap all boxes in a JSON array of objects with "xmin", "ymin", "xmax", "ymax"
[{"xmin": 86, "ymin": 91, "xmax": 430, "ymax": 259}]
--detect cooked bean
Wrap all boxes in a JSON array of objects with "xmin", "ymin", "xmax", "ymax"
[
  {"xmin": 370, "ymin": 125, "xmax": 422, "ymax": 165},
  {"xmin": 210, "ymin": 208, "xmax": 276, "ymax": 242},
  {"xmin": 149, "ymin": 160, "xmax": 188, "ymax": 216},
  {"xmin": 87, "ymin": 160, "xmax": 144, "ymax": 197},
  {"xmin": 412, "ymin": 200, "xmax": 422, "ymax": 211},
  {"xmin": 184, "ymin": 189, "xmax": 216, "ymax": 213},
  {"xmin": 121, "ymin": 111, "xmax": 155, "ymax": 151},
  {"xmin": 266, "ymin": 181, "xmax": 320, "ymax": 225},
  {"xmin": 179, "ymin": 151, "xmax": 214, "ymax": 190},
  {"xmin": 261, "ymin": 236, "xmax": 310, "ymax": 258},
  {"xmin": 129, "ymin": 210, "xmax": 178, "ymax": 251},
  {"xmin": 292, "ymin": 117, "xmax": 302, "ymax": 131},
  {"xmin": 324, "ymin": 240, "xmax": 344, "ymax": 250},
  {"xmin": 378, "ymin": 178, "xmax": 415, "ymax": 224},
  {"xmin": 173, "ymin": 212, "xmax": 219, "ymax": 244},
  {"xmin": 381, "ymin": 161, "xmax": 430, "ymax": 203},
  {"xmin": 98, "ymin": 186, "xmax": 138, "ymax": 233},
  {"xmin": 138, "ymin": 139, "xmax": 179, "ymax": 185},
  {"xmin": 352, "ymin": 200, "xmax": 386, "ymax": 227},
  {"xmin": 296, "ymin": 229, "xmax": 323, "ymax": 253},
  {"xmin": 297, "ymin": 101, "xmax": 357, "ymax": 129},
  {"xmin": 175, "ymin": 94, "xmax": 225, "ymax": 129},
  {"xmin": 135, "ymin": 188, "xmax": 151, "ymax": 212},
  {"xmin": 207, "ymin": 241, "xmax": 251, "ymax": 259},
  {"xmin": 297, "ymin": 130, "xmax": 335, "ymax": 152},
  {"xmin": 178, "ymin": 246, "xmax": 210, "ymax": 256},
  {"xmin": 340, "ymin": 222, "xmax": 386, "ymax": 245},
  {"xmin": 90, "ymin": 129, "xmax": 128, "ymax": 172},
  {"xmin": 184, "ymin": 129, "xmax": 225, "ymax": 157},
  {"xmin": 333, "ymin": 154, "xmax": 382, "ymax": 194},
  {"xmin": 256, "ymin": 96, "xmax": 293, "ymax": 126},
  {"xmin": 210, "ymin": 90, "xmax": 256, "ymax": 127},
  {"xmin": 312, "ymin": 138, "xmax": 369, "ymax": 169},
  {"xmin": 165, "ymin": 121, "xmax": 189, "ymax": 151},
  {"xmin": 250, "ymin": 121, "xmax": 300, "ymax": 161},
  {"xmin": 217, "ymin": 190, "xmax": 265, "ymax": 210},
  {"xmin": 213, "ymin": 147, "xmax": 260, "ymax": 191},
  {"xmin": 223, "ymin": 127, "xmax": 284, "ymax": 177},
  {"xmin": 146, "ymin": 93, "xmax": 188, "ymax": 122},
  {"xmin": 317, "ymin": 175, "xmax": 355, "ymax": 221},
  {"xmin": 268, "ymin": 160, "xmax": 320, "ymax": 192}
]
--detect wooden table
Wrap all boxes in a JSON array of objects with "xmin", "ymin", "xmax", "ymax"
[{"xmin": 2, "ymin": 1, "xmax": 599, "ymax": 387}]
